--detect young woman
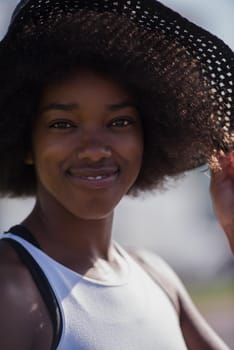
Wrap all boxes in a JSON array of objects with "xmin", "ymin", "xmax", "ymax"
[{"xmin": 0, "ymin": 1, "xmax": 233, "ymax": 349}]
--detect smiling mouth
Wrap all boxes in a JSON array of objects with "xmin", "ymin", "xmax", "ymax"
[
  {"xmin": 78, "ymin": 174, "xmax": 116, "ymax": 181},
  {"xmin": 66, "ymin": 168, "xmax": 120, "ymax": 187}
]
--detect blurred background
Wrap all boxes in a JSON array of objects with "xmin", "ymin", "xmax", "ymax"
[{"xmin": 0, "ymin": 0, "xmax": 233, "ymax": 347}]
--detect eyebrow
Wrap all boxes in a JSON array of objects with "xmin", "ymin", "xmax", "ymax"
[
  {"xmin": 39, "ymin": 101, "xmax": 136, "ymax": 113},
  {"xmin": 39, "ymin": 103, "xmax": 79, "ymax": 113},
  {"xmin": 106, "ymin": 101, "xmax": 136, "ymax": 111}
]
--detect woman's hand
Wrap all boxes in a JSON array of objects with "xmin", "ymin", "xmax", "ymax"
[{"xmin": 210, "ymin": 151, "xmax": 234, "ymax": 253}]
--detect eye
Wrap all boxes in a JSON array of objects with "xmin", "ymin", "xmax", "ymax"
[
  {"xmin": 109, "ymin": 118, "xmax": 134, "ymax": 128},
  {"xmin": 49, "ymin": 120, "xmax": 76, "ymax": 129}
]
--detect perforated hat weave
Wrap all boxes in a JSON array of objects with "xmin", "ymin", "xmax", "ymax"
[{"xmin": 2, "ymin": 0, "xmax": 234, "ymax": 170}]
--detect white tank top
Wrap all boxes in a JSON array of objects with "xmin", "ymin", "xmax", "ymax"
[{"xmin": 2, "ymin": 233, "xmax": 188, "ymax": 350}]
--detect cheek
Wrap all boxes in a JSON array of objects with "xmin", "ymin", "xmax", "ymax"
[
  {"xmin": 130, "ymin": 130, "xmax": 144, "ymax": 163},
  {"xmin": 32, "ymin": 135, "xmax": 68, "ymax": 185},
  {"xmin": 119, "ymin": 132, "xmax": 144, "ymax": 170},
  {"xmin": 33, "ymin": 131, "xmax": 69, "ymax": 162}
]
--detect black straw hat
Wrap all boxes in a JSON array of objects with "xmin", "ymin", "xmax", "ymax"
[{"xmin": 1, "ymin": 0, "xmax": 234, "ymax": 172}]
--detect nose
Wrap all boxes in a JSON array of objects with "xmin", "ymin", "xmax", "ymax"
[{"xmin": 77, "ymin": 130, "xmax": 112, "ymax": 162}]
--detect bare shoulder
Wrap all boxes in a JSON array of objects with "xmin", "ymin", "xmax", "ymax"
[{"xmin": 0, "ymin": 239, "xmax": 53, "ymax": 350}]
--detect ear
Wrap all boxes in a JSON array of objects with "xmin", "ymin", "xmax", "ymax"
[{"xmin": 24, "ymin": 152, "xmax": 34, "ymax": 165}]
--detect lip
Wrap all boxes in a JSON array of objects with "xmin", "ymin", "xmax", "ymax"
[
  {"xmin": 66, "ymin": 167, "xmax": 120, "ymax": 189},
  {"xmin": 67, "ymin": 166, "xmax": 119, "ymax": 177}
]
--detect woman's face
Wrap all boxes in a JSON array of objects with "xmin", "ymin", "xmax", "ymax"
[{"xmin": 31, "ymin": 69, "xmax": 143, "ymax": 220}]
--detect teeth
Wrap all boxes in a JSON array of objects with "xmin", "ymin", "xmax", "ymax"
[
  {"xmin": 86, "ymin": 175, "xmax": 106, "ymax": 180},
  {"xmin": 68, "ymin": 169, "xmax": 119, "ymax": 179}
]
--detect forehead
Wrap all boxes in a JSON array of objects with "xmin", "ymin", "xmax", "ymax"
[{"xmin": 40, "ymin": 69, "xmax": 135, "ymax": 106}]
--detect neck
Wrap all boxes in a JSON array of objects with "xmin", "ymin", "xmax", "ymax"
[{"xmin": 22, "ymin": 199, "xmax": 115, "ymax": 269}]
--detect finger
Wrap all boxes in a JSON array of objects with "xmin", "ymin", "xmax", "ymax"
[
  {"xmin": 210, "ymin": 150, "xmax": 234, "ymax": 173},
  {"xmin": 210, "ymin": 152, "xmax": 234, "ymax": 187}
]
